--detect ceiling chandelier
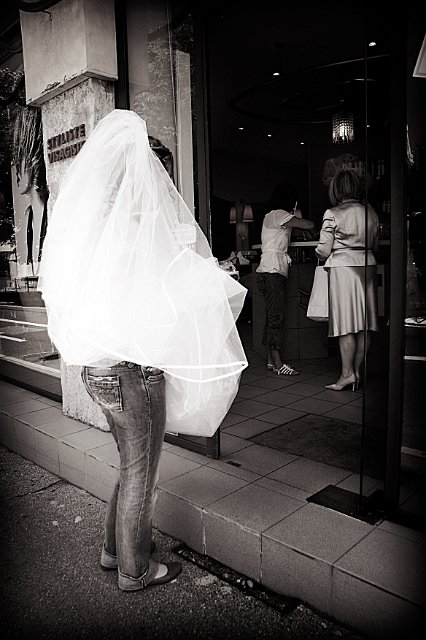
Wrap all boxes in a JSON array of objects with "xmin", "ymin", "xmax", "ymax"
[{"xmin": 332, "ymin": 111, "xmax": 354, "ymax": 144}]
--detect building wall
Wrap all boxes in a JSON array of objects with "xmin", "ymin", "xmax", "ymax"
[
  {"xmin": 41, "ymin": 77, "xmax": 114, "ymax": 431},
  {"xmin": 20, "ymin": 0, "xmax": 117, "ymax": 106}
]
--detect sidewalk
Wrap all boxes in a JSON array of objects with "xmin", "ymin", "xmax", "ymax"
[
  {"xmin": 1, "ymin": 444, "xmax": 370, "ymax": 640},
  {"xmin": 0, "ymin": 361, "xmax": 425, "ymax": 639}
]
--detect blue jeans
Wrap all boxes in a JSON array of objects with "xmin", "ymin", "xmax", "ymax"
[{"xmin": 82, "ymin": 362, "xmax": 166, "ymax": 585}]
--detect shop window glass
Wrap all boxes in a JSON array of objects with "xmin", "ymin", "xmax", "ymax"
[
  {"xmin": 399, "ymin": 23, "xmax": 426, "ymax": 522},
  {"xmin": 0, "ymin": 64, "xmax": 61, "ymax": 396},
  {"xmin": 122, "ymin": 1, "xmax": 218, "ymax": 456}
]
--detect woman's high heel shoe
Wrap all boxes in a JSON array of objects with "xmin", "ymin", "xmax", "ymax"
[{"xmin": 325, "ymin": 375, "xmax": 358, "ymax": 392}]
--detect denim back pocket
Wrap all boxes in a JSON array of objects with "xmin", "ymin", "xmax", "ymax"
[{"xmin": 82, "ymin": 371, "xmax": 123, "ymax": 412}]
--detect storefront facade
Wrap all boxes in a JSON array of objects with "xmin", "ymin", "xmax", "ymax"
[{"xmin": 0, "ymin": 1, "xmax": 424, "ymax": 531}]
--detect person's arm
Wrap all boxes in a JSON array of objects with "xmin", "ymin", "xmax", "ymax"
[
  {"xmin": 315, "ymin": 210, "xmax": 336, "ymax": 260},
  {"xmin": 286, "ymin": 216, "xmax": 315, "ymax": 231}
]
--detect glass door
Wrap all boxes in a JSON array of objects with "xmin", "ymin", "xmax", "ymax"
[
  {"xmin": 205, "ymin": 0, "xmax": 390, "ymax": 514},
  {"xmin": 356, "ymin": 8, "xmax": 392, "ymax": 520}
]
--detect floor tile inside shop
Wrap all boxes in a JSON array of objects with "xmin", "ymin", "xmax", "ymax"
[{"xmin": 0, "ymin": 334, "xmax": 425, "ymax": 639}]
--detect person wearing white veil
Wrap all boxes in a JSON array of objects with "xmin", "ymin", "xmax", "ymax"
[{"xmin": 38, "ymin": 109, "xmax": 248, "ymax": 591}]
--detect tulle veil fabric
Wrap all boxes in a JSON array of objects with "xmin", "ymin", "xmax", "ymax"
[{"xmin": 38, "ymin": 109, "xmax": 248, "ymax": 436}]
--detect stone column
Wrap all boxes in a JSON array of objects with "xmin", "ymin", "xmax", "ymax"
[
  {"xmin": 20, "ymin": 0, "xmax": 118, "ymax": 430},
  {"xmin": 42, "ymin": 78, "xmax": 114, "ymax": 431}
]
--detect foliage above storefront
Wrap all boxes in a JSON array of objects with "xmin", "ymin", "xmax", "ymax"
[
  {"xmin": 12, "ymin": 103, "xmax": 46, "ymax": 195},
  {"xmin": 0, "ymin": 68, "xmax": 24, "ymax": 175}
]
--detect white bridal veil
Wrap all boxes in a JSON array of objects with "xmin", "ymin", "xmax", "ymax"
[{"xmin": 38, "ymin": 109, "xmax": 248, "ymax": 436}]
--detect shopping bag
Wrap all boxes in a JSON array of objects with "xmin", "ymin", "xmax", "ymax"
[{"xmin": 306, "ymin": 264, "xmax": 329, "ymax": 322}]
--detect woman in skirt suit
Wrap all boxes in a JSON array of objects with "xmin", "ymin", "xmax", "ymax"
[{"xmin": 315, "ymin": 169, "xmax": 379, "ymax": 391}]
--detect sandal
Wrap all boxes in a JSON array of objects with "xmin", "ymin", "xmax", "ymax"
[
  {"xmin": 118, "ymin": 560, "xmax": 182, "ymax": 591},
  {"xmin": 273, "ymin": 363, "xmax": 300, "ymax": 376}
]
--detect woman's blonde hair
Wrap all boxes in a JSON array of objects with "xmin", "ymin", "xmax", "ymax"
[{"xmin": 328, "ymin": 169, "xmax": 360, "ymax": 206}]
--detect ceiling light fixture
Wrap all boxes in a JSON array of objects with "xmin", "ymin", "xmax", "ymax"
[
  {"xmin": 332, "ymin": 111, "xmax": 354, "ymax": 144},
  {"xmin": 368, "ymin": 41, "xmax": 377, "ymax": 47},
  {"xmin": 273, "ymin": 71, "xmax": 280, "ymax": 76}
]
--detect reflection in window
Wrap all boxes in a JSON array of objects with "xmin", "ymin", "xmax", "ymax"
[
  {"xmin": 0, "ymin": 68, "xmax": 59, "ymax": 379},
  {"xmin": 126, "ymin": 0, "xmax": 195, "ymax": 212}
]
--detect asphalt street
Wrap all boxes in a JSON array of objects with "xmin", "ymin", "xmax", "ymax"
[{"xmin": 0, "ymin": 445, "xmax": 369, "ymax": 640}]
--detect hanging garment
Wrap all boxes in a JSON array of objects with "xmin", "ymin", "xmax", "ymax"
[
  {"xmin": 38, "ymin": 187, "xmax": 49, "ymax": 262},
  {"xmin": 25, "ymin": 204, "xmax": 33, "ymax": 267},
  {"xmin": 38, "ymin": 109, "xmax": 248, "ymax": 436}
]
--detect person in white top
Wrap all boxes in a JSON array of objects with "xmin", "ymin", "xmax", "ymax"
[{"xmin": 256, "ymin": 183, "xmax": 315, "ymax": 375}]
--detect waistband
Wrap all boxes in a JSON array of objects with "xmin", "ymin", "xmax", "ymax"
[
  {"xmin": 332, "ymin": 247, "xmax": 367, "ymax": 252},
  {"xmin": 86, "ymin": 362, "xmax": 163, "ymax": 375}
]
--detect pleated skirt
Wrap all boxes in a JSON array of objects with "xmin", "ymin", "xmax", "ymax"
[{"xmin": 328, "ymin": 265, "xmax": 379, "ymax": 337}]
